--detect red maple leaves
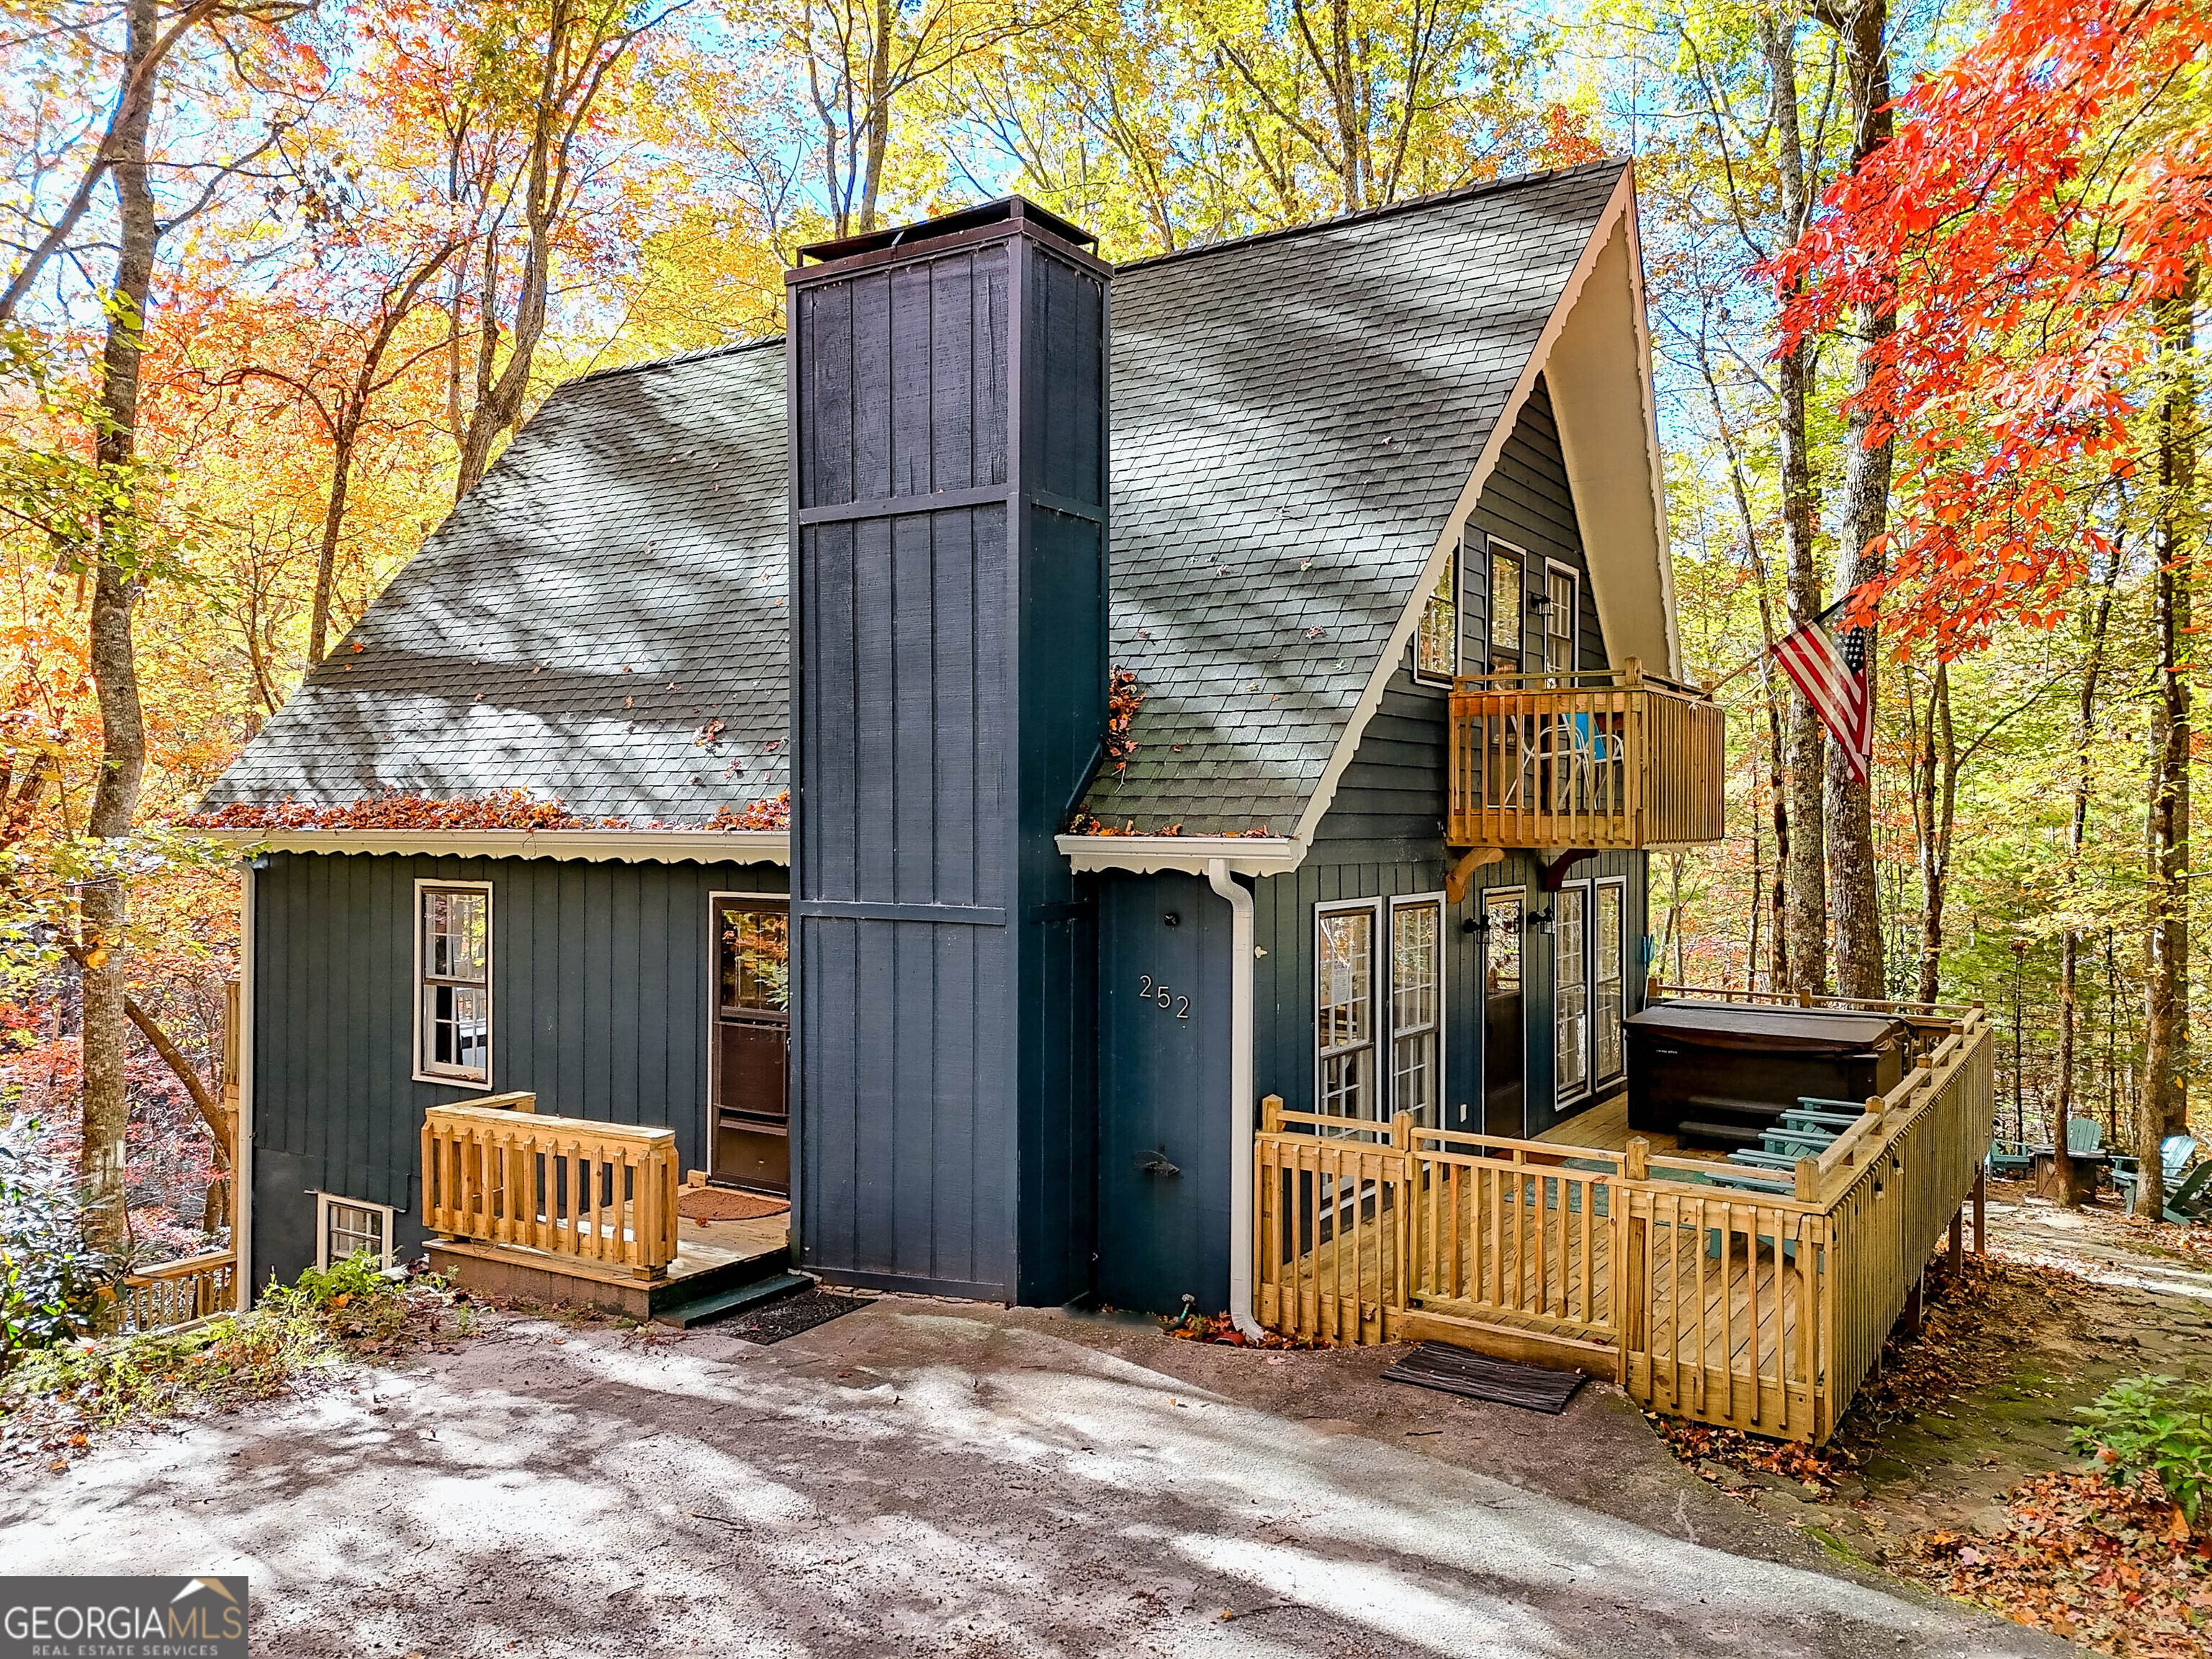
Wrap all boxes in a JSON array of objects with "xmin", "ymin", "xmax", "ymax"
[{"xmin": 1766, "ymin": 0, "xmax": 2211, "ymax": 654}]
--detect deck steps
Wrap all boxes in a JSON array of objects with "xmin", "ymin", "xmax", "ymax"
[{"xmin": 654, "ymin": 1269, "xmax": 814, "ymax": 1329}]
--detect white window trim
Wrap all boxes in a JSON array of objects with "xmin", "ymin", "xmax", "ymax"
[
  {"xmin": 1553, "ymin": 877, "xmax": 1593, "ymax": 1109},
  {"xmin": 413, "ymin": 878, "xmax": 493, "ymax": 1087},
  {"xmin": 1411, "ymin": 542, "xmax": 1459, "ymax": 688},
  {"xmin": 1542, "ymin": 557, "xmax": 1582, "ymax": 676},
  {"xmin": 1593, "ymin": 875, "xmax": 1629, "ymax": 1084},
  {"xmin": 1313, "ymin": 898, "xmax": 1384, "ymax": 1121},
  {"xmin": 314, "ymin": 1191, "xmax": 395, "ymax": 1269},
  {"xmin": 1388, "ymin": 892, "xmax": 1447, "ymax": 1121},
  {"xmin": 1487, "ymin": 536, "xmax": 1531, "ymax": 666}
]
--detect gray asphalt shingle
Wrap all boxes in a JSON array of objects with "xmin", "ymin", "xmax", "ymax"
[{"xmin": 208, "ymin": 161, "xmax": 1624, "ymax": 832}]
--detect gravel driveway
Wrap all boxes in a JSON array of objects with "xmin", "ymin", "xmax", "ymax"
[{"xmin": 0, "ymin": 1297, "xmax": 2072, "ymax": 1658}]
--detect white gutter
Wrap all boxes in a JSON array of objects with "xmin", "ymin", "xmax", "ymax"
[
  {"xmin": 1206, "ymin": 858, "xmax": 1266, "ymax": 1341},
  {"xmin": 1058, "ymin": 833, "xmax": 1303, "ymax": 878},
  {"xmin": 234, "ymin": 863, "xmax": 256, "ymax": 1311},
  {"xmin": 193, "ymin": 827, "xmax": 789, "ymax": 866}
]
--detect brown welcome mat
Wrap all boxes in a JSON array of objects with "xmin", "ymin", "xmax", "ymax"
[
  {"xmin": 1380, "ymin": 1342, "xmax": 1588, "ymax": 1413},
  {"xmin": 678, "ymin": 1187, "xmax": 791, "ymax": 1223}
]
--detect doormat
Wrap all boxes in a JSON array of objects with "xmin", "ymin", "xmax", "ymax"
[
  {"xmin": 727, "ymin": 1288, "xmax": 869, "ymax": 1346},
  {"xmin": 1380, "ymin": 1342, "xmax": 1588, "ymax": 1413},
  {"xmin": 678, "ymin": 1187, "xmax": 791, "ymax": 1223}
]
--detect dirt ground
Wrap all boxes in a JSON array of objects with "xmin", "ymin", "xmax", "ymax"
[
  {"xmin": 1642, "ymin": 1179, "xmax": 2212, "ymax": 1653},
  {"xmin": 0, "ymin": 1291, "xmax": 2067, "ymax": 1658}
]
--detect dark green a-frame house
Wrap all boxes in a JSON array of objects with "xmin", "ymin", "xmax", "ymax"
[{"xmin": 204, "ymin": 159, "xmax": 1719, "ymax": 1325}]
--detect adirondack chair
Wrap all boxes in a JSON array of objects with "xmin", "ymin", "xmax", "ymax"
[
  {"xmin": 2067, "ymin": 1117, "xmax": 2105, "ymax": 1156},
  {"xmin": 2165, "ymin": 1161, "xmax": 2212, "ymax": 1225},
  {"xmin": 2111, "ymin": 1134, "xmax": 2196, "ymax": 1207}
]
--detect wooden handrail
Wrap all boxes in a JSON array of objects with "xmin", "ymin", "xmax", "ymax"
[
  {"xmin": 1251, "ymin": 1012, "xmax": 1997, "ymax": 1444},
  {"xmin": 120, "ymin": 1249, "xmax": 236, "ymax": 1332},
  {"xmin": 422, "ymin": 1094, "xmax": 679, "ymax": 1277},
  {"xmin": 1446, "ymin": 674, "xmax": 1725, "ymax": 852}
]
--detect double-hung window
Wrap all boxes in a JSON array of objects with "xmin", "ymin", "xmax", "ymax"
[
  {"xmin": 1390, "ymin": 898, "xmax": 1443, "ymax": 1123},
  {"xmin": 1555, "ymin": 881, "xmax": 1590, "ymax": 1101},
  {"xmin": 417, "ymin": 882, "xmax": 491, "ymax": 1083},
  {"xmin": 1316, "ymin": 904, "xmax": 1378, "ymax": 1118},
  {"xmin": 1316, "ymin": 896, "xmax": 1444, "ymax": 1125},
  {"xmin": 1593, "ymin": 879, "xmax": 1627, "ymax": 1082}
]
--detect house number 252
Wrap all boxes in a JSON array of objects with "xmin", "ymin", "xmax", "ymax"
[{"xmin": 1136, "ymin": 976, "xmax": 1191, "ymax": 1019}]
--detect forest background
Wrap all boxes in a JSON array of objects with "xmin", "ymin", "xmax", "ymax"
[{"xmin": 0, "ymin": 0, "xmax": 2203, "ymax": 1265}]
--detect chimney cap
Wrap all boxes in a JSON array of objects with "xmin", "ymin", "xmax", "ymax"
[{"xmin": 795, "ymin": 196, "xmax": 1098, "ymax": 268}]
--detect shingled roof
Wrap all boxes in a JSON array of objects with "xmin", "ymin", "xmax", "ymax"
[
  {"xmin": 204, "ymin": 339, "xmax": 792, "ymax": 822},
  {"xmin": 208, "ymin": 159, "xmax": 1636, "ymax": 835}
]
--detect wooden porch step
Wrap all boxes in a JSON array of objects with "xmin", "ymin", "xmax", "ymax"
[
  {"xmin": 1388, "ymin": 1305, "xmax": 1618, "ymax": 1377},
  {"xmin": 653, "ymin": 1269, "xmax": 813, "ymax": 1329}
]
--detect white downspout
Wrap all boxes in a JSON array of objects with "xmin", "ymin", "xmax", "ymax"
[
  {"xmin": 1206, "ymin": 858, "xmax": 1266, "ymax": 1341},
  {"xmin": 234, "ymin": 860, "xmax": 256, "ymax": 1311}
]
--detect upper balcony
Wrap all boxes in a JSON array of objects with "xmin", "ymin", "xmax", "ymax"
[{"xmin": 1447, "ymin": 662, "xmax": 1725, "ymax": 851}]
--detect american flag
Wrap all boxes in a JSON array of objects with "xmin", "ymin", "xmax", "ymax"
[{"xmin": 1772, "ymin": 596, "xmax": 1872, "ymax": 784}]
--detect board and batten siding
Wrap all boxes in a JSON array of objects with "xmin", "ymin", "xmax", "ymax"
[
  {"xmin": 791, "ymin": 210, "xmax": 1107, "ymax": 1306},
  {"xmin": 1249, "ymin": 850, "xmax": 1647, "ymax": 1142},
  {"xmin": 1460, "ymin": 374, "xmax": 1606, "ymax": 680},
  {"xmin": 248, "ymin": 850, "xmax": 784, "ymax": 1287}
]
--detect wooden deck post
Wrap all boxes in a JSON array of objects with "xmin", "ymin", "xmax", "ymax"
[
  {"xmin": 1948, "ymin": 1208, "xmax": 1964, "ymax": 1280},
  {"xmin": 1972, "ymin": 1164, "xmax": 1987, "ymax": 1256}
]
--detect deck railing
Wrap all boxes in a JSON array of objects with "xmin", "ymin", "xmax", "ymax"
[
  {"xmin": 1254, "ymin": 992, "xmax": 1995, "ymax": 1442},
  {"xmin": 1447, "ymin": 663, "xmax": 1725, "ymax": 850},
  {"xmin": 120, "ymin": 1249, "xmax": 237, "ymax": 1333},
  {"xmin": 421, "ymin": 1092, "xmax": 680, "ymax": 1277}
]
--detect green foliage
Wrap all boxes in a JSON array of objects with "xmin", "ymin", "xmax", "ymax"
[
  {"xmin": 0, "ymin": 1118, "xmax": 111, "ymax": 1367},
  {"xmin": 2070, "ymin": 1374, "xmax": 2212, "ymax": 1529},
  {"xmin": 3, "ymin": 1254, "xmax": 470, "ymax": 1439}
]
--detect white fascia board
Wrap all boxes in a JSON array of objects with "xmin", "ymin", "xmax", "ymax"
[
  {"xmin": 1290, "ymin": 168, "xmax": 1638, "ymax": 849},
  {"xmin": 192, "ymin": 827, "xmax": 791, "ymax": 866},
  {"xmin": 1056, "ymin": 834, "xmax": 1304, "ymax": 877}
]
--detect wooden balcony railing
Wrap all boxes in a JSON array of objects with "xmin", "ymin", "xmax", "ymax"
[
  {"xmin": 1254, "ymin": 992, "xmax": 1996, "ymax": 1442},
  {"xmin": 120, "ymin": 1249, "xmax": 237, "ymax": 1332},
  {"xmin": 422, "ymin": 1092, "xmax": 680, "ymax": 1277},
  {"xmin": 1447, "ymin": 662, "xmax": 1725, "ymax": 850}
]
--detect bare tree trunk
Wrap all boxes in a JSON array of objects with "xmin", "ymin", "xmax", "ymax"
[
  {"xmin": 78, "ymin": 0, "xmax": 159, "ymax": 1280},
  {"xmin": 2139, "ymin": 266, "xmax": 2198, "ymax": 1215},
  {"xmin": 2055, "ymin": 549, "xmax": 2120, "ymax": 1206},
  {"xmin": 1820, "ymin": 0, "xmax": 1892, "ymax": 1001},
  {"xmin": 1912, "ymin": 661, "xmax": 1954, "ymax": 1004},
  {"xmin": 307, "ymin": 416, "xmax": 357, "ymax": 664},
  {"xmin": 1762, "ymin": 12, "xmax": 1827, "ymax": 996}
]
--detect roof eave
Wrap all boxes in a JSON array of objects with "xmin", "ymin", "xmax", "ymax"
[
  {"xmin": 193, "ymin": 827, "xmax": 791, "ymax": 866},
  {"xmin": 1056, "ymin": 833, "xmax": 1304, "ymax": 877}
]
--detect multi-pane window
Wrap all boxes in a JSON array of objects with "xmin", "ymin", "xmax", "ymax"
[
  {"xmin": 418, "ymin": 884, "xmax": 490, "ymax": 1082},
  {"xmin": 1545, "ymin": 566, "xmax": 1578, "ymax": 674},
  {"xmin": 1413, "ymin": 547, "xmax": 1457, "ymax": 685},
  {"xmin": 1594, "ymin": 881, "xmax": 1626, "ymax": 1080},
  {"xmin": 1316, "ymin": 907, "xmax": 1377, "ymax": 1118},
  {"xmin": 1490, "ymin": 547, "xmax": 1523, "ymax": 669},
  {"xmin": 1555, "ymin": 884, "xmax": 1589, "ymax": 1099},
  {"xmin": 1390, "ymin": 900, "xmax": 1442, "ymax": 1123},
  {"xmin": 318, "ymin": 1194, "xmax": 390, "ymax": 1269}
]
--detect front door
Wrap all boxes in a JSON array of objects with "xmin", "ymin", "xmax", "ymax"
[
  {"xmin": 1482, "ymin": 890, "xmax": 1524, "ymax": 1137},
  {"xmin": 710, "ymin": 896, "xmax": 790, "ymax": 1193}
]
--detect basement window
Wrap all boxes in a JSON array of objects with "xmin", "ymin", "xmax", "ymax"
[
  {"xmin": 316, "ymin": 1192, "xmax": 392, "ymax": 1269},
  {"xmin": 416, "ymin": 881, "xmax": 491, "ymax": 1084}
]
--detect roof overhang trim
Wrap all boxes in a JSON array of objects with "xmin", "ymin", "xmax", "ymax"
[
  {"xmin": 1056, "ymin": 834, "xmax": 1303, "ymax": 877},
  {"xmin": 194, "ymin": 827, "xmax": 791, "ymax": 866}
]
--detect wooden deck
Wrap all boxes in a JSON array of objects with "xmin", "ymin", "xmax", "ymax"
[{"xmin": 1256, "ymin": 992, "xmax": 1996, "ymax": 1442}]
